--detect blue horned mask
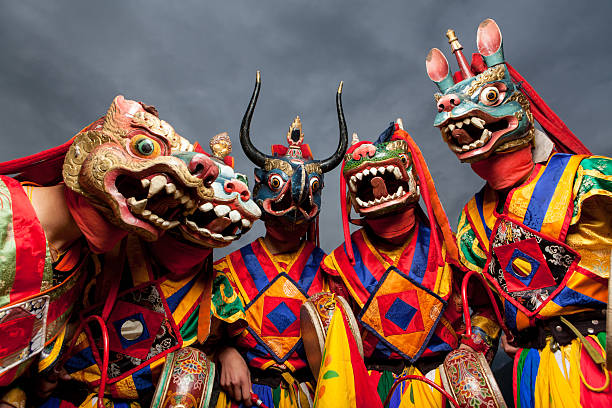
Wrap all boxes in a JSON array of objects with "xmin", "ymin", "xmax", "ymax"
[
  {"xmin": 239, "ymin": 71, "xmax": 348, "ymax": 227},
  {"xmin": 426, "ymin": 19, "xmax": 534, "ymax": 163}
]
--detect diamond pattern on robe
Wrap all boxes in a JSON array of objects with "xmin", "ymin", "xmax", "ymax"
[
  {"xmin": 492, "ymin": 236, "xmax": 557, "ymax": 294},
  {"xmin": 359, "ymin": 266, "xmax": 445, "ymax": 362},
  {"xmin": 486, "ymin": 218, "xmax": 578, "ymax": 316},
  {"xmin": 245, "ymin": 274, "xmax": 307, "ymax": 363},
  {"xmin": 268, "ymin": 301, "xmax": 297, "ymax": 334},
  {"xmin": 385, "ymin": 297, "xmax": 417, "ymax": 331}
]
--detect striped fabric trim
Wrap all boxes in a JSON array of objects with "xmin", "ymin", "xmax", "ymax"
[
  {"xmin": 331, "ymin": 222, "xmax": 434, "ymax": 307},
  {"xmin": 0, "ymin": 176, "xmax": 50, "ymax": 306},
  {"xmin": 226, "ymin": 238, "xmax": 324, "ymax": 302}
]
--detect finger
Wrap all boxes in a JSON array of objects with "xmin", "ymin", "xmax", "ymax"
[
  {"xmin": 241, "ymin": 382, "xmax": 252, "ymax": 407},
  {"xmin": 232, "ymin": 383, "xmax": 243, "ymax": 404}
]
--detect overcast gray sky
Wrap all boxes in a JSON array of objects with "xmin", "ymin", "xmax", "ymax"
[{"xmin": 1, "ymin": 0, "xmax": 610, "ymax": 259}]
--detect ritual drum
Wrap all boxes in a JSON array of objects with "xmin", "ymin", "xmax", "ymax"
[
  {"xmin": 437, "ymin": 269, "xmax": 509, "ymax": 408},
  {"xmin": 150, "ymin": 347, "xmax": 215, "ymax": 408},
  {"xmin": 439, "ymin": 348, "xmax": 506, "ymax": 408},
  {"xmin": 300, "ymin": 292, "xmax": 362, "ymax": 378}
]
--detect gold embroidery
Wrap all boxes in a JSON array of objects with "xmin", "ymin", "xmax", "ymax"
[{"xmin": 465, "ymin": 65, "xmax": 506, "ymax": 96}]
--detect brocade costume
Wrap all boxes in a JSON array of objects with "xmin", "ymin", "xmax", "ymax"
[
  {"xmin": 320, "ymin": 123, "xmax": 499, "ymax": 407},
  {"xmin": 0, "ymin": 96, "xmax": 260, "ymax": 407},
  {"xmin": 50, "ymin": 236, "xmax": 246, "ymax": 405},
  {"xmin": 322, "ymin": 228, "xmax": 462, "ymax": 407},
  {"xmin": 457, "ymin": 153, "xmax": 612, "ymax": 406},
  {"xmin": 207, "ymin": 71, "xmax": 348, "ymax": 408},
  {"xmin": 426, "ymin": 18, "xmax": 611, "ymax": 407},
  {"xmin": 211, "ymin": 238, "xmax": 327, "ymax": 408},
  {"xmin": 0, "ymin": 179, "xmax": 89, "ymax": 390}
]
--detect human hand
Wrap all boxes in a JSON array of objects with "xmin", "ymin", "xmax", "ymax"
[
  {"xmin": 500, "ymin": 332, "xmax": 520, "ymax": 358},
  {"xmin": 218, "ymin": 346, "xmax": 252, "ymax": 407}
]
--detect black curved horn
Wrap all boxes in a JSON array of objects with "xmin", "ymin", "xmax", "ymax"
[
  {"xmin": 240, "ymin": 71, "xmax": 269, "ymax": 167},
  {"xmin": 319, "ymin": 81, "xmax": 349, "ymax": 173}
]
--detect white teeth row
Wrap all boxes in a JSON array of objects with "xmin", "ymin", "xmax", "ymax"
[
  {"xmin": 445, "ymin": 116, "xmax": 486, "ymax": 133},
  {"xmin": 141, "ymin": 176, "xmax": 197, "ymax": 211},
  {"xmin": 198, "ymin": 202, "xmax": 251, "ymax": 229},
  {"xmin": 127, "ymin": 197, "xmax": 179, "ymax": 230},
  {"xmin": 355, "ymin": 186, "xmax": 405, "ymax": 208},
  {"xmin": 445, "ymin": 124, "xmax": 492, "ymax": 153},
  {"xmin": 349, "ymin": 165, "xmax": 403, "ymax": 192},
  {"xmin": 185, "ymin": 220, "xmax": 236, "ymax": 242}
]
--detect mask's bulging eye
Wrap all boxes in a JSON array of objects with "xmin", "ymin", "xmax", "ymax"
[
  {"xmin": 268, "ymin": 174, "xmax": 284, "ymax": 191},
  {"xmin": 399, "ymin": 153, "xmax": 409, "ymax": 167},
  {"xmin": 130, "ymin": 134, "xmax": 161, "ymax": 158},
  {"xmin": 479, "ymin": 83, "xmax": 506, "ymax": 106},
  {"xmin": 310, "ymin": 176, "xmax": 320, "ymax": 193}
]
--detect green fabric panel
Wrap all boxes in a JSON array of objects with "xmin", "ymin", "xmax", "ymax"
[
  {"xmin": 573, "ymin": 156, "xmax": 612, "ymax": 218},
  {"xmin": 0, "ymin": 179, "xmax": 17, "ymax": 306},
  {"xmin": 515, "ymin": 349, "xmax": 529, "ymax": 408},
  {"xmin": 457, "ymin": 210, "xmax": 487, "ymax": 270},
  {"xmin": 210, "ymin": 271, "xmax": 246, "ymax": 322},
  {"xmin": 179, "ymin": 304, "xmax": 199, "ymax": 343},
  {"xmin": 596, "ymin": 331, "xmax": 606, "ymax": 349},
  {"xmin": 376, "ymin": 370, "xmax": 395, "ymax": 404},
  {"xmin": 272, "ymin": 386, "xmax": 281, "ymax": 407}
]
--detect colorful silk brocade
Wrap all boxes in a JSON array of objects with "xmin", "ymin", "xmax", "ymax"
[
  {"xmin": 322, "ymin": 224, "xmax": 473, "ymax": 407},
  {"xmin": 456, "ymin": 153, "xmax": 612, "ymax": 406},
  {"xmin": 0, "ymin": 177, "xmax": 88, "ymax": 387},
  {"xmin": 323, "ymin": 225, "xmax": 460, "ymax": 363},
  {"xmin": 457, "ymin": 154, "xmax": 611, "ymax": 330},
  {"xmin": 211, "ymin": 238, "xmax": 327, "ymax": 407},
  {"xmin": 382, "ymin": 366, "xmax": 444, "ymax": 408},
  {"xmin": 514, "ymin": 335, "xmax": 611, "ymax": 408},
  {"xmin": 58, "ymin": 237, "xmax": 245, "ymax": 403}
]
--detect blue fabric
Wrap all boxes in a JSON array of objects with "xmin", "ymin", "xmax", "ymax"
[
  {"xmin": 347, "ymin": 240, "xmax": 379, "ymax": 294},
  {"xmin": 519, "ymin": 348, "xmax": 540, "ymax": 408},
  {"xmin": 240, "ymin": 244, "xmax": 270, "ymax": 292},
  {"xmin": 523, "ymin": 154, "xmax": 572, "ymax": 231},
  {"xmin": 268, "ymin": 301, "xmax": 297, "ymax": 333},
  {"xmin": 425, "ymin": 333, "xmax": 454, "ymax": 354},
  {"xmin": 386, "ymin": 379, "xmax": 405, "ymax": 408},
  {"xmin": 132, "ymin": 364, "xmax": 154, "ymax": 394},
  {"xmin": 165, "ymin": 274, "xmax": 198, "ymax": 312},
  {"xmin": 504, "ymin": 299, "xmax": 518, "ymax": 332},
  {"xmin": 474, "ymin": 187, "xmax": 492, "ymax": 238},
  {"xmin": 64, "ymin": 346, "xmax": 96, "ymax": 373},
  {"xmin": 385, "ymin": 297, "xmax": 417, "ymax": 331},
  {"xmin": 505, "ymin": 249, "xmax": 540, "ymax": 286},
  {"xmin": 296, "ymin": 246, "xmax": 325, "ymax": 293},
  {"xmin": 38, "ymin": 397, "xmax": 62, "ymax": 408},
  {"xmin": 553, "ymin": 286, "xmax": 606, "ymax": 308},
  {"xmin": 112, "ymin": 313, "xmax": 151, "ymax": 349},
  {"xmin": 407, "ymin": 221, "xmax": 430, "ymax": 282},
  {"xmin": 374, "ymin": 122, "xmax": 395, "ymax": 145}
]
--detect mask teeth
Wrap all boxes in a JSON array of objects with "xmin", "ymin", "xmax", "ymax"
[{"xmin": 446, "ymin": 29, "xmax": 474, "ymax": 79}]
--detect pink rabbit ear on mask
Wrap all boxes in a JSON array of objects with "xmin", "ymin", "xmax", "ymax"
[
  {"xmin": 476, "ymin": 19, "xmax": 503, "ymax": 57},
  {"xmin": 426, "ymin": 48, "xmax": 450, "ymax": 82}
]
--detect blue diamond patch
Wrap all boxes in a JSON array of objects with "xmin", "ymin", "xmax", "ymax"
[
  {"xmin": 384, "ymin": 298, "xmax": 417, "ymax": 331},
  {"xmin": 505, "ymin": 249, "xmax": 540, "ymax": 286},
  {"xmin": 267, "ymin": 302, "xmax": 296, "ymax": 334}
]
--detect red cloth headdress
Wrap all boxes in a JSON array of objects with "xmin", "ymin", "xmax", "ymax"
[{"xmin": 340, "ymin": 124, "xmax": 458, "ymax": 268}]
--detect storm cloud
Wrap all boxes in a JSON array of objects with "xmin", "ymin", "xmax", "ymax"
[{"xmin": 0, "ymin": 0, "xmax": 610, "ymax": 255}]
